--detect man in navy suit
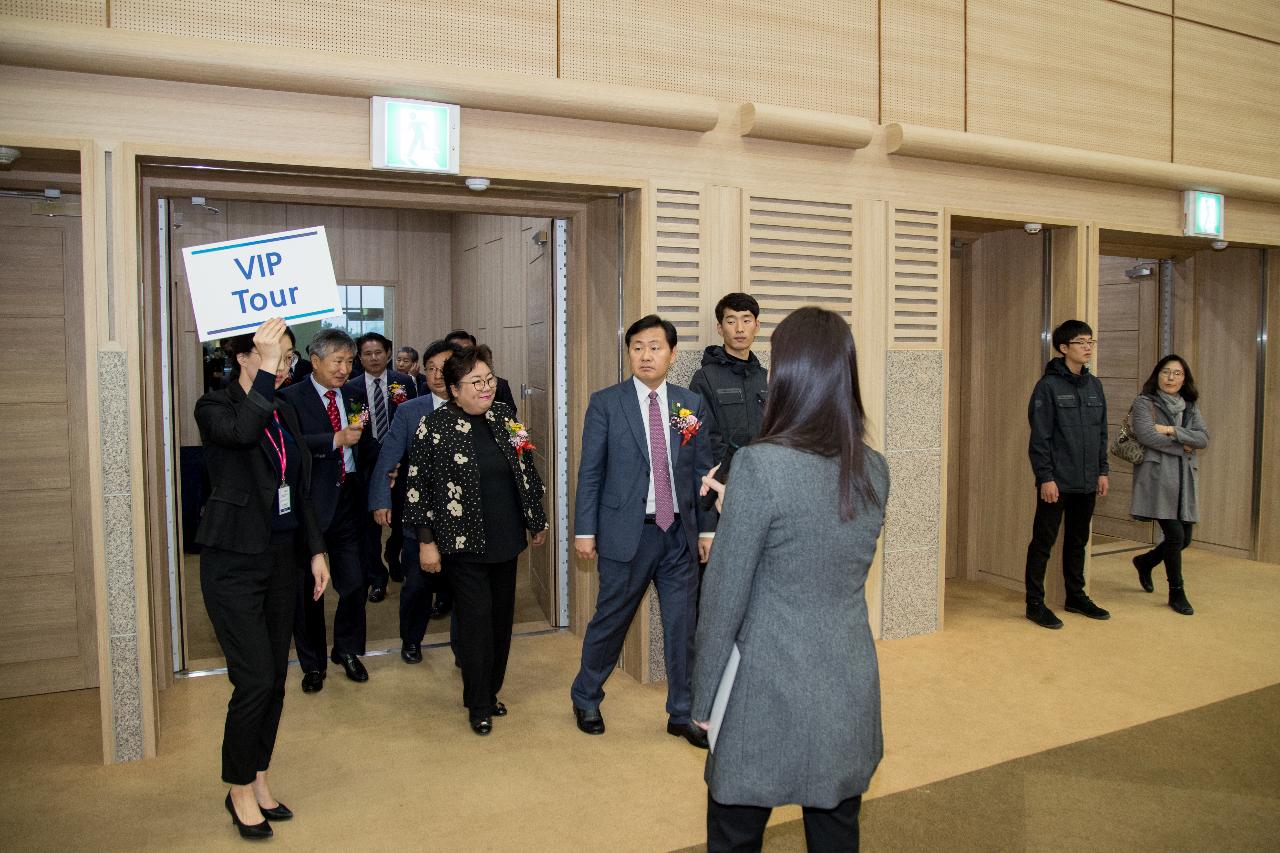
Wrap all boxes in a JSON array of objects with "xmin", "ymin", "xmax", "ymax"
[
  {"xmin": 570, "ymin": 314, "xmax": 716, "ymax": 748},
  {"xmin": 280, "ymin": 328, "xmax": 373, "ymax": 689},
  {"xmin": 346, "ymin": 332, "xmax": 418, "ymax": 602}
]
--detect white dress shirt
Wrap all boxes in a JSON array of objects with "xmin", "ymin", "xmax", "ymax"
[
  {"xmin": 311, "ymin": 375, "xmax": 355, "ymax": 472},
  {"xmin": 431, "ymin": 393, "xmax": 449, "ymax": 411}
]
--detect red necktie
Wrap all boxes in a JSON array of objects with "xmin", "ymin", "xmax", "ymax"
[{"xmin": 324, "ymin": 390, "xmax": 347, "ymax": 482}]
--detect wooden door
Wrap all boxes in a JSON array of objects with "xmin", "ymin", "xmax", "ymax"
[
  {"xmin": 1093, "ymin": 256, "xmax": 1159, "ymax": 543},
  {"xmin": 0, "ymin": 195, "xmax": 97, "ymax": 698},
  {"xmin": 952, "ymin": 228, "xmax": 1047, "ymax": 591},
  {"xmin": 521, "ymin": 218, "xmax": 557, "ymax": 624}
]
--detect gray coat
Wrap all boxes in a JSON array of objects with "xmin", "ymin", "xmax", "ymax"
[
  {"xmin": 692, "ymin": 443, "xmax": 890, "ymax": 809},
  {"xmin": 1128, "ymin": 394, "xmax": 1209, "ymax": 522}
]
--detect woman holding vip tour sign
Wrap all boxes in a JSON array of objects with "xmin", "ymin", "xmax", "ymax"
[
  {"xmin": 693, "ymin": 307, "xmax": 889, "ymax": 852},
  {"xmin": 401, "ymin": 346, "xmax": 548, "ymax": 735},
  {"xmin": 194, "ymin": 318, "xmax": 331, "ymax": 840}
]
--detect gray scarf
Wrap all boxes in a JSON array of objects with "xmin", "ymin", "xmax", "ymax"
[{"xmin": 1157, "ymin": 389, "xmax": 1186, "ymax": 420}]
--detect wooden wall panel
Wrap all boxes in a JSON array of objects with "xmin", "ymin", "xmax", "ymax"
[
  {"xmin": 110, "ymin": 0, "xmax": 556, "ymax": 76},
  {"xmin": 396, "ymin": 209, "xmax": 452, "ymax": 351},
  {"xmin": 342, "ymin": 207, "xmax": 398, "ymax": 283},
  {"xmin": 560, "ymin": 0, "xmax": 878, "ymax": 117},
  {"xmin": 1125, "ymin": 0, "xmax": 1172, "ymax": 12},
  {"xmin": 651, "ymin": 185, "xmax": 707, "ymax": 346},
  {"xmin": 881, "ymin": 0, "xmax": 964, "ymax": 129},
  {"xmin": 1174, "ymin": 21, "xmax": 1280, "ymax": 181},
  {"xmin": 0, "ymin": 0, "xmax": 104, "ymax": 26},
  {"xmin": 887, "ymin": 207, "xmax": 944, "ymax": 347},
  {"xmin": 0, "ymin": 226, "xmax": 65, "ymax": 317},
  {"xmin": 0, "ymin": 491, "xmax": 74, "ymax": 576},
  {"xmin": 968, "ymin": 0, "xmax": 1172, "ymax": 161},
  {"xmin": 1175, "ymin": 0, "xmax": 1280, "ymax": 45}
]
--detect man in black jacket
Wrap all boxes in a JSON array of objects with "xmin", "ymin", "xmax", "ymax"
[
  {"xmin": 689, "ymin": 293, "xmax": 768, "ymax": 465},
  {"xmin": 1024, "ymin": 319, "xmax": 1111, "ymax": 629}
]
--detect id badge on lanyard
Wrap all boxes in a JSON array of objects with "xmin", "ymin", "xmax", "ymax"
[{"xmin": 266, "ymin": 412, "xmax": 291, "ymax": 516}]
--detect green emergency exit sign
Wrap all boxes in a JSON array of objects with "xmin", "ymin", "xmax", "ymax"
[
  {"xmin": 1183, "ymin": 190, "xmax": 1224, "ymax": 239},
  {"xmin": 370, "ymin": 97, "xmax": 460, "ymax": 174}
]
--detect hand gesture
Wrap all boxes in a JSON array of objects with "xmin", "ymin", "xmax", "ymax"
[
  {"xmin": 1039, "ymin": 481, "xmax": 1059, "ymax": 504},
  {"xmin": 419, "ymin": 540, "xmax": 442, "ymax": 573},
  {"xmin": 334, "ymin": 423, "xmax": 363, "ymax": 447},
  {"xmin": 700, "ymin": 469, "xmax": 726, "ymax": 514},
  {"xmin": 253, "ymin": 318, "xmax": 288, "ymax": 373},
  {"xmin": 372, "ymin": 508, "xmax": 392, "ymax": 527},
  {"xmin": 574, "ymin": 536, "xmax": 597, "ymax": 562}
]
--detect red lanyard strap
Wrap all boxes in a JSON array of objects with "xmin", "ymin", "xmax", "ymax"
[{"xmin": 264, "ymin": 411, "xmax": 287, "ymax": 484}]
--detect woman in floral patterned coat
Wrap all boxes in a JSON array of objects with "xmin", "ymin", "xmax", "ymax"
[{"xmin": 402, "ymin": 347, "xmax": 548, "ymax": 735}]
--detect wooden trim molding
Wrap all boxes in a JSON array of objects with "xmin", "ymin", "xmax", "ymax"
[
  {"xmin": 0, "ymin": 16, "xmax": 720, "ymax": 133},
  {"xmin": 886, "ymin": 123, "xmax": 1280, "ymax": 205},
  {"xmin": 739, "ymin": 103, "xmax": 876, "ymax": 150}
]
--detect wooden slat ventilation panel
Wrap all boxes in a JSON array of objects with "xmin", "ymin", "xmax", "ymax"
[
  {"xmin": 744, "ymin": 194, "xmax": 855, "ymax": 348},
  {"xmin": 889, "ymin": 207, "xmax": 943, "ymax": 348},
  {"xmin": 653, "ymin": 186, "xmax": 705, "ymax": 345}
]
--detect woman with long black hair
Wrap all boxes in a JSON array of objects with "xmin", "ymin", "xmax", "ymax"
[
  {"xmin": 195, "ymin": 319, "xmax": 330, "ymax": 840},
  {"xmin": 1129, "ymin": 354, "xmax": 1209, "ymax": 615},
  {"xmin": 693, "ymin": 306, "xmax": 890, "ymax": 852}
]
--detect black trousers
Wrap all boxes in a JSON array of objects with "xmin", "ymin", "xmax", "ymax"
[
  {"xmin": 707, "ymin": 793, "xmax": 862, "ymax": 853},
  {"xmin": 399, "ymin": 530, "xmax": 458, "ymax": 651},
  {"xmin": 358, "ymin": 496, "xmax": 390, "ymax": 589},
  {"xmin": 294, "ymin": 480, "xmax": 367, "ymax": 672},
  {"xmin": 200, "ymin": 532, "xmax": 297, "ymax": 785},
  {"xmin": 1138, "ymin": 519, "xmax": 1194, "ymax": 587},
  {"xmin": 1024, "ymin": 491, "xmax": 1096, "ymax": 606},
  {"xmin": 446, "ymin": 555, "xmax": 518, "ymax": 716}
]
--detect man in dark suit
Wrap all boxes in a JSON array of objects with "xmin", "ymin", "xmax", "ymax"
[
  {"xmin": 444, "ymin": 329, "xmax": 518, "ymax": 415},
  {"xmin": 345, "ymin": 332, "xmax": 418, "ymax": 602},
  {"xmin": 570, "ymin": 314, "xmax": 716, "ymax": 748},
  {"xmin": 279, "ymin": 328, "xmax": 374, "ymax": 689},
  {"xmin": 395, "ymin": 345, "xmax": 430, "ymax": 398}
]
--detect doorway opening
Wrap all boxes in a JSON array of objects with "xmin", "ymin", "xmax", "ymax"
[
  {"xmin": 138, "ymin": 161, "xmax": 631, "ymax": 677},
  {"xmin": 944, "ymin": 216, "xmax": 1084, "ymax": 606}
]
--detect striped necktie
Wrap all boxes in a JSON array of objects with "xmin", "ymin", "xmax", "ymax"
[{"xmin": 372, "ymin": 376, "xmax": 388, "ymax": 440}]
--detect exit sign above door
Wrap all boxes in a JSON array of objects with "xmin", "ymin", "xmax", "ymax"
[
  {"xmin": 1183, "ymin": 190, "xmax": 1224, "ymax": 239},
  {"xmin": 370, "ymin": 97, "xmax": 460, "ymax": 174}
]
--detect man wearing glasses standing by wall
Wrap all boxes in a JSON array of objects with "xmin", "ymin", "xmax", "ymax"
[{"xmin": 1024, "ymin": 320, "xmax": 1111, "ymax": 630}]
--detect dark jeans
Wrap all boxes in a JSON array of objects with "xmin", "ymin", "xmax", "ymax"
[
  {"xmin": 446, "ymin": 556, "xmax": 518, "ymax": 716},
  {"xmin": 200, "ymin": 533, "xmax": 297, "ymax": 785},
  {"xmin": 707, "ymin": 793, "xmax": 862, "ymax": 853},
  {"xmin": 1025, "ymin": 491, "xmax": 1096, "ymax": 606},
  {"xmin": 1138, "ymin": 519, "xmax": 1194, "ymax": 587}
]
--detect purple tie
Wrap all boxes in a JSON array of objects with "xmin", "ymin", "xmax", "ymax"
[{"xmin": 648, "ymin": 390, "xmax": 675, "ymax": 531}]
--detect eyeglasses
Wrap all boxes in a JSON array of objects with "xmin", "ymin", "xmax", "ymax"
[
  {"xmin": 1159, "ymin": 369, "xmax": 1185, "ymax": 378},
  {"xmin": 463, "ymin": 375, "xmax": 498, "ymax": 392},
  {"xmin": 1068, "ymin": 338, "xmax": 1097, "ymax": 348},
  {"xmin": 425, "ymin": 366, "xmax": 445, "ymax": 375}
]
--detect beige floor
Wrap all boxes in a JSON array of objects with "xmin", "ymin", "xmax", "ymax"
[{"xmin": 1, "ymin": 546, "xmax": 1277, "ymax": 851}]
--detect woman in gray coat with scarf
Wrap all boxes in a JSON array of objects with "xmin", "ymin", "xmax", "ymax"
[
  {"xmin": 694, "ymin": 307, "xmax": 889, "ymax": 852},
  {"xmin": 1129, "ymin": 354, "xmax": 1209, "ymax": 615}
]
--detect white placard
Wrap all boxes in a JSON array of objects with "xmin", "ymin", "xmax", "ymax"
[{"xmin": 182, "ymin": 226, "xmax": 342, "ymax": 341}]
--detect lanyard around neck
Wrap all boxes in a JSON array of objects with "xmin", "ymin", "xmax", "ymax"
[{"xmin": 263, "ymin": 411, "xmax": 287, "ymax": 484}]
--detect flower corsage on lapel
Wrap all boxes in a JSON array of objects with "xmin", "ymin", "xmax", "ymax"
[
  {"xmin": 670, "ymin": 402, "xmax": 701, "ymax": 446},
  {"xmin": 388, "ymin": 382, "xmax": 408, "ymax": 406},
  {"xmin": 346, "ymin": 400, "xmax": 369, "ymax": 428},
  {"xmin": 504, "ymin": 419, "xmax": 536, "ymax": 459}
]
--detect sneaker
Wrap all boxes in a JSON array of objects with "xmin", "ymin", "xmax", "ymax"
[
  {"xmin": 1026, "ymin": 603, "xmax": 1063, "ymax": 629},
  {"xmin": 1064, "ymin": 596, "xmax": 1111, "ymax": 620}
]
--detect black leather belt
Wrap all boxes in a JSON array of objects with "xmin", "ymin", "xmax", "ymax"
[{"xmin": 643, "ymin": 514, "xmax": 680, "ymax": 524}]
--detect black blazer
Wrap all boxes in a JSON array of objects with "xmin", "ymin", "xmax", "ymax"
[
  {"xmin": 193, "ymin": 373, "xmax": 325, "ymax": 558},
  {"xmin": 279, "ymin": 379, "xmax": 375, "ymax": 531},
  {"xmin": 342, "ymin": 369, "xmax": 418, "ymax": 445}
]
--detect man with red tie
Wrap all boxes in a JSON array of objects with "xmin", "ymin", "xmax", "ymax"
[{"xmin": 280, "ymin": 328, "xmax": 373, "ymax": 690}]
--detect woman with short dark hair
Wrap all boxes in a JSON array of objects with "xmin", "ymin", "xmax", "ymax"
[
  {"xmin": 401, "ymin": 348, "xmax": 548, "ymax": 735},
  {"xmin": 195, "ymin": 319, "xmax": 330, "ymax": 839},
  {"xmin": 1129, "ymin": 354, "xmax": 1209, "ymax": 615},
  {"xmin": 693, "ymin": 306, "xmax": 889, "ymax": 851}
]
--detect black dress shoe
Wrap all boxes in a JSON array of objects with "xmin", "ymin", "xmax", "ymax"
[
  {"xmin": 470, "ymin": 715, "xmax": 493, "ymax": 736},
  {"xmin": 259, "ymin": 802, "xmax": 292, "ymax": 821},
  {"xmin": 1133, "ymin": 555, "xmax": 1155, "ymax": 593},
  {"xmin": 401, "ymin": 642, "xmax": 422, "ymax": 664},
  {"xmin": 667, "ymin": 721, "xmax": 710, "ymax": 749},
  {"xmin": 300, "ymin": 670, "xmax": 325, "ymax": 693},
  {"xmin": 1026, "ymin": 603, "xmax": 1063, "ymax": 629},
  {"xmin": 491, "ymin": 701, "xmax": 507, "ymax": 717},
  {"xmin": 330, "ymin": 652, "xmax": 369, "ymax": 682},
  {"xmin": 431, "ymin": 602, "xmax": 452, "ymax": 618},
  {"xmin": 1169, "ymin": 587, "xmax": 1195, "ymax": 615},
  {"xmin": 368, "ymin": 585, "xmax": 387, "ymax": 603},
  {"xmin": 574, "ymin": 706, "xmax": 605, "ymax": 735},
  {"xmin": 1064, "ymin": 596, "xmax": 1111, "ymax": 620},
  {"xmin": 225, "ymin": 791, "xmax": 272, "ymax": 839}
]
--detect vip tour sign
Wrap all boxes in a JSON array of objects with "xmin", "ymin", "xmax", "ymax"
[{"xmin": 182, "ymin": 226, "xmax": 342, "ymax": 341}]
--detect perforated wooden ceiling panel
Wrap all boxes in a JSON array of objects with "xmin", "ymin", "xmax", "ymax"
[
  {"xmin": 1174, "ymin": 20, "xmax": 1280, "ymax": 181},
  {"xmin": 0, "ymin": 0, "xmax": 104, "ymax": 26},
  {"xmin": 110, "ymin": 0, "xmax": 556, "ymax": 76},
  {"xmin": 967, "ymin": 0, "xmax": 1172, "ymax": 161},
  {"xmin": 742, "ymin": 194, "xmax": 855, "ymax": 348},
  {"xmin": 560, "ymin": 0, "xmax": 878, "ymax": 117},
  {"xmin": 653, "ymin": 186, "xmax": 707, "ymax": 346},
  {"xmin": 887, "ymin": 207, "xmax": 943, "ymax": 349},
  {"xmin": 880, "ymin": 0, "xmax": 964, "ymax": 129}
]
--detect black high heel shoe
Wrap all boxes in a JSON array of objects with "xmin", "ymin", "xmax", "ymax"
[
  {"xmin": 1132, "ymin": 555, "xmax": 1154, "ymax": 593},
  {"xmin": 259, "ymin": 802, "xmax": 292, "ymax": 821},
  {"xmin": 225, "ymin": 791, "xmax": 272, "ymax": 839}
]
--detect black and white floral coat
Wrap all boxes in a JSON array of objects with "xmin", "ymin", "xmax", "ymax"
[{"xmin": 401, "ymin": 400, "xmax": 547, "ymax": 556}]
